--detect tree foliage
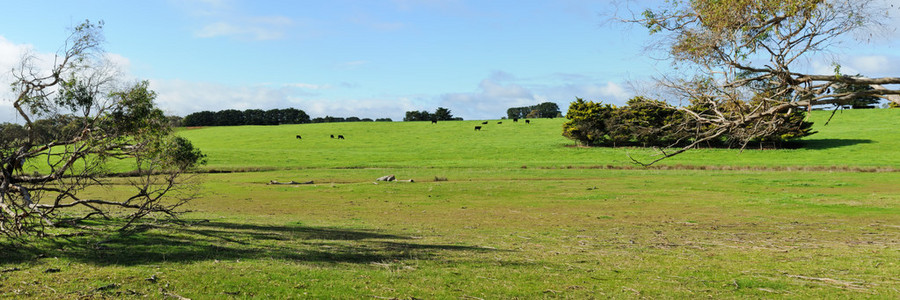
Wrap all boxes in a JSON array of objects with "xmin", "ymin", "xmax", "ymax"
[
  {"xmin": 624, "ymin": 0, "xmax": 900, "ymax": 164},
  {"xmin": 311, "ymin": 115, "xmax": 371, "ymax": 123},
  {"xmin": 403, "ymin": 107, "xmax": 460, "ymax": 121},
  {"xmin": 507, "ymin": 102, "xmax": 561, "ymax": 119},
  {"xmin": 832, "ymin": 74, "xmax": 881, "ymax": 109},
  {"xmin": 182, "ymin": 108, "xmax": 310, "ymax": 127},
  {"xmin": 563, "ymin": 97, "xmax": 815, "ymax": 148},
  {"xmin": 1, "ymin": 20, "xmax": 205, "ymax": 238}
]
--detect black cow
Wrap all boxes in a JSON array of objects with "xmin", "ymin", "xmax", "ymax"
[
  {"xmin": 295, "ymin": 135, "xmax": 302, "ymax": 139},
  {"xmin": 497, "ymin": 121, "xmax": 502, "ymax": 124},
  {"xmin": 525, "ymin": 119, "xmax": 530, "ymax": 124},
  {"xmin": 330, "ymin": 134, "xmax": 334, "ymax": 138},
  {"xmin": 474, "ymin": 126, "xmax": 482, "ymax": 131},
  {"xmin": 338, "ymin": 135, "xmax": 345, "ymax": 139},
  {"xmin": 431, "ymin": 120, "xmax": 437, "ymax": 124},
  {"xmin": 513, "ymin": 118, "xmax": 518, "ymax": 122},
  {"xmin": 481, "ymin": 121, "xmax": 488, "ymax": 125}
]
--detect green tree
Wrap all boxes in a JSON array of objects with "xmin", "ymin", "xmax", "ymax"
[
  {"xmin": 507, "ymin": 107, "xmax": 531, "ymax": 119},
  {"xmin": 183, "ymin": 110, "xmax": 215, "ymax": 126},
  {"xmin": 562, "ymin": 98, "xmax": 617, "ymax": 146},
  {"xmin": 403, "ymin": 110, "xmax": 432, "ymax": 121},
  {"xmin": 1, "ymin": 20, "xmax": 205, "ymax": 237},
  {"xmin": 243, "ymin": 109, "xmax": 268, "ymax": 125},
  {"xmin": 434, "ymin": 107, "xmax": 454, "ymax": 120},
  {"xmin": 535, "ymin": 102, "xmax": 561, "ymax": 118},
  {"xmin": 832, "ymin": 75, "xmax": 881, "ymax": 109},
  {"xmin": 215, "ymin": 109, "xmax": 244, "ymax": 126}
]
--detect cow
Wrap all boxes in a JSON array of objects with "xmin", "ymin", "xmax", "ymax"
[
  {"xmin": 295, "ymin": 135, "xmax": 302, "ymax": 139},
  {"xmin": 431, "ymin": 120, "xmax": 437, "ymax": 124},
  {"xmin": 497, "ymin": 121, "xmax": 502, "ymax": 124},
  {"xmin": 525, "ymin": 119, "xmax": 530, "ymax": 124},
  {"xmin": 330, "ymin": 134, "xmax": 334, "ymax": 139},
  {"xmin": 481, "ymin": 121, "xmax": 488, "ymax": 125},
  {"xmin": 474, "ymin": 126, "xmax": 482, "ymax": 131},
  {"xmin": 338, "ymin": 135, "xmax": 345, "ymax": 139},
  {"xmin": 513, "ymin": 118, "xmax": 518, "ymax": 122}
]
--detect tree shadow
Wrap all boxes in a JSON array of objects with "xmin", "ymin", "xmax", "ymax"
[
  {"xmin": 800, "ymin": 138, "xmax": 873, "ymax": 150},
  {"xmin": 0, "ymin": 220, "xmax": 499, "ymax": 266}
]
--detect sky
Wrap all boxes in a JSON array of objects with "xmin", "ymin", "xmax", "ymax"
[{"xmin": 1, "ymin": 0, "xmax": 899, "ymax": 122}]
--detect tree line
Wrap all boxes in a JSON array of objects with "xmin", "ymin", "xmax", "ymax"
[
  {"xmin": 181, "ymin": 108, "xmax": 397, "ymax": 127},
  {"xmin": 182, "ymin": 108, "xmax": 311, "ymax": 127},
  {"xmin": 311, "ymin": 116, "xmax": 392, "ymax": 123},
  {"xmin": 507, "ymin": 102, "xmax": 561, "ymax": 119},
  {"xmin": 403, "ymin": 107, "xmax": 462, "ymax": 121}
]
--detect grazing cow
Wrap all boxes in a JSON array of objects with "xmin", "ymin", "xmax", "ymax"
[
  {"xmin": 330, "ymin": 134, "xmax": 334, "ymax": 139},
  {"xmin": 295, "ymin": 135, "xmax": 302, "ymax": 139},
  {"xmin": 338, "ymin": 135, "xmax": 345, "ymax": 139},
  {"xmin": 525, "ymin": 119, "xmax": 530, "ymax": 124},
  {"xmin": 474, "ymin": 126, "xmax": 482, "ymax": 131},
  {"xmin": 497, "ymin": 121, "xmax": 502, "ymax": 124},
  {"xmin": 513, "ymin": 118, "xmax": 518, "ymax": 122},
  {"xmin": 431, "ymin": 120, "xmax": 437, "ymax": 124},
  {"xmin": 481, "ymin": 121, "xmax": 488, "ymax": 125}
]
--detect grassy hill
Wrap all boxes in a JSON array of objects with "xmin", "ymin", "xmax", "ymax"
[{"xmin": 178, "ymin": 108, "xmax": 900, "ymax": 170}]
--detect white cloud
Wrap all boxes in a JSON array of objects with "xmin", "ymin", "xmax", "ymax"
[
  {"xmin": 808, "ymin": 54, "xmax": 900, "ymax": 78},
  {"xmin": 195, "ymin": 17, "xmax": 292, "ymax": 41},
  {"xmin": 151, "ymin": 79, "xmax": 299, "ymax": 115},
  {"xmin": 439, "ymin": 79, "xmax": 536, "ymax": 120},
  {"xmin": 149, "ymin": 79, "xmax": 420, "ymax": 120},
  {"xmin": 181, "ymin": 0, "xmax": 295, "ymax": 41},
  {"xmin": 304, "ymin": 97, "xmax": 419, "ymax": 119},
  {"xmin": 437, "ymin": 76, "xmax": 632, "ymax": 120},
  {"xmin": 850, "ymin": 55, "xmax": 900, "ymax": 75},
  {"xmin": 285, "ymin": 83, "xmax": 332, "ymax": 90},
  {"xmin": 0, "ymin": 36, "xmax": 54, "ymax": 123},
  {"xmin": 0, "ymin": 36, "xmax": 32, "ymax": 74}
]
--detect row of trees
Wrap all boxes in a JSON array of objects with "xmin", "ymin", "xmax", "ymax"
[
  {"xmin": 311, "ymin": 116, "xmax": 392, "ymax": 123},
  {"xmin": 563, "ymin": 97, "xmax": 816, "ymax": 149},
  {"xmin": 181, "ymin": 108, "xmax": 399, "ymax": 126},
  {"xmin": 507, "ymin": 102, "xmax": 561, "ymax": 119},
  {"xmin": 182, "ymin": 108, "xmax": 311, "ymax": 127},
  {"xmin": 0, "ymin": 116, "xmax": 86, "ymax": 147},
  {"xmin": 403, "ymin": 107, "xmax": 462, "ymax": 121}
]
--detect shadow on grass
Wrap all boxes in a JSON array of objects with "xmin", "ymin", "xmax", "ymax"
[
  {"xmin": 801, "ymin": 138, "xmax": 873, "ymax": 150},
  {"xmin": 0, "ymin": 220, "xmax": 497, "ymax": 266}
]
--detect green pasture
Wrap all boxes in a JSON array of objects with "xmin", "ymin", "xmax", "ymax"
[
  {"xmin": 2, "ymin": 109, "xmax": 898, "ymax": 298},
  {"xmin": 175, "ymin": 109, "xmax": 900, "ymax": 170}
]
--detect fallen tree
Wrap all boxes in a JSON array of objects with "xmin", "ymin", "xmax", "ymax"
[{"xmin": 620, "ymin": 0, "xmax": 900, "ymax": 165}]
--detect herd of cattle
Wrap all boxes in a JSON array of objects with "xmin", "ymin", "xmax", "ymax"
[
  {"xmin": 295, "ymin": 134, "xmax": 344, "ymax": 140},
  {"xmin": 474, "ymin": 118, "xmax": 530, "ymax": 131},
  {"xmin": 295, "ymin": 118, "xmax": 533, "ymax": 139}
]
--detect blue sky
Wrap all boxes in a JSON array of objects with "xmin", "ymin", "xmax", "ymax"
[{"xmin": 2, "ymin": 0, "xmax": 899, "ymax": 121}]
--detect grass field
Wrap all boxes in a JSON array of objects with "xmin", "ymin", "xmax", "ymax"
[
  {"xmin": 1, "ymin": 109, "xmax": 898, "ymax": 298},
  {"xmin": 174, "ymin": 108, "xmax": 900, "ymax": 170}
]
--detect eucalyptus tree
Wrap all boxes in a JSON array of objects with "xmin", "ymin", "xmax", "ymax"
[{"xmin": 1, "ymin": 20, "xmax": 205, "ymax": 238}]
